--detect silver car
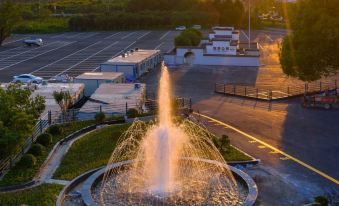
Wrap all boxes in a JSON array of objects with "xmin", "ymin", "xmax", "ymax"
[{"xmin": 13, "ymin": 74, "xmax": 43, "ymax": 84}]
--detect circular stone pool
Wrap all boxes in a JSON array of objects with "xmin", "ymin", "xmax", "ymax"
[{"xmin": 58, "ymin": 159, "xmax": 257, "ymax": 206}]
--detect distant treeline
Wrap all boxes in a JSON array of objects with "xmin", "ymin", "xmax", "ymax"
[
  {"xmin": 68, "ymin": 0, "xmax": 250, "ymax": 31},
  {"xmin": 69, "ymin": 11, "xmax": 220, "ymax": 31}
]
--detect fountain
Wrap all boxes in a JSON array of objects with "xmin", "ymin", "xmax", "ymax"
[{"xmin": 57, "ymin": 64, "xmax": 258, "ymax": 206}]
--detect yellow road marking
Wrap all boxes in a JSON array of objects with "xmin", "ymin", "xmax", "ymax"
[
  {"xmin": 269, "ymin": 151, "xmax": 279, "ymax": 154},
  {"xmin": 280, "ymin": 157, "xmax": 291, "ymax": 161},
  {"xmin": 258, "ymin": 145, "xmax": 266, "ymax": 149},
  {"xmin": 249, "ymin": 140, "xmax": 256, "ymax": 143},
  {"xmin": 194, "ymin": 112, "xmax": 339, "ymax": 185}
]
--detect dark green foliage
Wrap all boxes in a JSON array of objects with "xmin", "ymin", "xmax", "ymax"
[
  {"xmin": 0, "ymin": 120, "xmax": 96, "ymax": 186},
  {"xmin": 36, "ymin": 133, "xmax": 52, "ymax": 147},
  {"xmin": 28, "ymin": 143, "xmax": 45, "ymax": 156},
  {"xmin": 18, "ymin": 154, "xmax": 36, "ymax": 168},
  {"xmin": 0, "ymin": 1, "xmax": 22, "ymax": 46},
  {"xmin": 48, "ymin": 125, "xmax": 63, "ymax": 136},
  {"xmin": 0, "ymin": 83, "xmax": 45, "ymax": 159},
  {"xmin": 213, "ymin": 134, "xmax": 231, "ymax": 153},
  {"xmin": 175, "ymin": 29, "xmax": 202, "ymax": 47},
  {"xmin": 127, "ymin": 108, "xmax": 139, "ymax": 118},
  {"xmin": 280, "ymin": 0, "xmax": 339, "ymax": 81},
  {"xmin": 95, "ymin": 112, "xmax": 106, "ymax": 123},
  {"xmin": 313, "ymin": 196, "xmax": 328, "ymax": 206},
  {"xmin": 0, "ymin": 184, "xmax": 63, "ymax": 206}
]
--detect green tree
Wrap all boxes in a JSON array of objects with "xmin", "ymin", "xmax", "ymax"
[
  {"xmin": 0, "ymin": 83, "xmax": 45, "ymax": 158},
  {"xmin": 280, "ymin": 0, "xmax": 339, "ymax": 81},
  {"xmin": 53, "ymin": 90, "xmax": 73, "ymax": 121},
  {"xmin": 0, "ymin": 1, "xmax": 22, "ymax": 46}
]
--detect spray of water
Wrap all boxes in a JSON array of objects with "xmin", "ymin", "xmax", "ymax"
[{"xmin": 99, "ymin": 64, "xmax": 243, "ymax": 205}]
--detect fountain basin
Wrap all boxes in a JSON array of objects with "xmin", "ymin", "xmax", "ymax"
[{"xmin": 58, "ymin": 159, "xmax": 257, "ymax": 206}]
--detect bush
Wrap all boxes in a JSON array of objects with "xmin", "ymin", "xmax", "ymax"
[
  {"xmin": 28, "ymin": 144, "xmax": 45, "ymax": 156},
  {"xmin": 313, "ymin": 196, "xmax": 328, "ymax": 206},
  {"xmin": 48, "ymin": 125, "xmax": 62, "ymax": 136},
  {"xmin": 48, "ymin": 125, "xmax": 63, "ymax": 136},
  {"xmin": 127, "ymin": 108, "xmax": 139, "ymax": 118},
  {"xmin": 18, "ymin": 154, "xmax": 36, "ymax": 168},
  {"xmin": 36, "ymin": 133, "xmax": 52, "ymax": 147},
  {"xmin": 95, "ymin": 112, "xmax": 106, "ymax": 123}
]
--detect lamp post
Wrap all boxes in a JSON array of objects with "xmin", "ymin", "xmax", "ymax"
[{"xmin": 248, "ymin": 0, "xmax": 251, "ymax": 49}]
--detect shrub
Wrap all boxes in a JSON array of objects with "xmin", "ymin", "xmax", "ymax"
[
  {"xmin": 48, "ymin": 125, "xmax": 63, "ymax": 136},
  {"xmin": 95, "ymin": 112, "xmax": 106, "ymax": 123},
  {"xmin": 18, "ymin": 154, "xmax": 36, "ymax": 168},
  {"xmin": 28, "ymin": 144, "xmax": 45, "ymax": 156},
  {"xmin": 36, "ymin": 133, "xmax": 52, "ymax": 147},
  {"xmin": 127, "ymin": 108, "xmax": 139, "ymax": 118},
  {"xmin": 313, "ymin": 196, "xmax": 328, "ymax": 206}
]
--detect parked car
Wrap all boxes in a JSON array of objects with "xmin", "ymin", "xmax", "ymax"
[
  {"xmin": 24, "ymin": 38, "xmax": 43, "ymax": 46},
  {"xmin": 175, "ymin": 26, "xmax": 186, "ymax": 31},
  {"xmin": 13, "ymin": 74, "xmax": 43, "ymax": 84},
  {"xmin": 192, "ymin": 25, "xmax": 202, "ymax": 30}
]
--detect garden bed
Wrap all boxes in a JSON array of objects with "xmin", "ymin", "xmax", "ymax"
[
  {"xmin": 0, "ymin": 120, "xmax": 96, "ymax": 186},
  {"xmin": 53, "ymin": 123, "xmax": 252, "ymax": 181},
  {"xmin": 0, "ymin": 184, "xmax": 63, "ymax": 206}
]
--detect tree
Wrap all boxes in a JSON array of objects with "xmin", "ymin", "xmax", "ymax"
[
  {"xmin": 0, "ymin": 1, "xmax": 22, "ymax": 46},
  {"xmin": 280, "ymin": 0, "xmax": 339, "ymax": 81},
  {"xmin": 0, "ymin": 83, "xmax": 45, "ymax": 158},
  {"xmin": 53, "ymin": 90, "xmax": 73, "ymax": 120}
]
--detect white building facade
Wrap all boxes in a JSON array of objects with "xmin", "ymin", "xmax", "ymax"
[{"xmin": 164, "ymin": 26, "xmax": 260, "ymax": 67}]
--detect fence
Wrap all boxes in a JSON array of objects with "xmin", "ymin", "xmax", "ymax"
[
  {"xmin": 215, "ymin": 79, "xmax": 338, "ymax": 101},
  {"xmin": 0, "ymin": 97, "xmax": 192, "ymax": 179}
]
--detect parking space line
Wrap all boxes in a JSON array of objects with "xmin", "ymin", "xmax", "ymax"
[
  {"xmin": 31, "ymin": 42, "xmax": 103, "ymax": 74},
  {"xmin": 265, "ymin": 34, "xmax": 274, "ymax": 42},
  {"xmin": 55, "ymin": 41, "xmax": 119, "ymax": 77},
  {"xmin": 241, "ymin": 30, "xmax": 250, "ymax": 41},
  {"xmin": 160, "ymin": 31, "xmax": 171, "ymax": 40},
  {"xmin": 137, "ymin": 31, "xmax": 151, "ymax": 40},
  {"xmin": 0, "ymin": 42, "xmax": 60, "ymax": 61},
  {"xmin": 91, "ymin": 41, "xmax": 137, "ymax": 72},
  {"xmin": 154, "ymin": 42, "xmax": 165, "ymax": 50},
  {"xmin": 0, "ymin": 41, "xmax": 75, "ymax": 71},
  {"xmin": 121, "ymin": 32, "xmax": 136, "ymax": 40},
  {"xmin": 0, "ymin": 46, "xmax": 25, "ymax": 54},
  {"xmin": 194, "ymin": 112, "xmax": 339, "ymax": 185},
  {"xmin": 104, "ymin": 32, "xmax": 121, "ymax": 39},
  {"xmin": 2, "ymin": 37, "xmax": 26, "ymax": 45}
]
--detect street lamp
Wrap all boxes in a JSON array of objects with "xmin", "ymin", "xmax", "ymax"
[{"xmin": 248, "ymin": 0, "xmax": 251, "ymax": 49}]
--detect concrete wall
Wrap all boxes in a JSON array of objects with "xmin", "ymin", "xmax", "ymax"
[
  {"xmin": 75, "ymin": 77, "xmax": 124, "ymax": 97},
  {"xmin": 164, "ymin": 47, "xmax": 260, "ymax": 67}
]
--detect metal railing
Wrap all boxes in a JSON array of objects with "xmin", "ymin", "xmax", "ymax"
[
  {"xmin": 0, "ymin": 97, "xmax": 192, "ymax": 179},
  {"xmin": 215, "ymin": 79, "xmax": 338, "ymax": 101}
]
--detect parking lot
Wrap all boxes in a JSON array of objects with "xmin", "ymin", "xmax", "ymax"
[{"xmin": 0, "ymin": 30, "xmax": 179, "ymax": 82}]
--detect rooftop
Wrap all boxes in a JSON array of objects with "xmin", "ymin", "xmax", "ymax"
[
  {"xmin": 103, "ymin": 49, "xmax": 160, "ymax": 65},
  {"xmin": 75, "ymin": 72, "xmax": 124, "ymax": 80}
]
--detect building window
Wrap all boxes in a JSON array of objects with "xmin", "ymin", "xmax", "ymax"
[
  {"xmin": 222, "ymin": 47, "xmax": 225, "ymax": 51},
  {"xmin": 217, "ymin": 47, "xmax": 221, "ymax": 50},
  {"xmin": 213, "ymin": 47, "xmax": 216, "ymax": 50}
]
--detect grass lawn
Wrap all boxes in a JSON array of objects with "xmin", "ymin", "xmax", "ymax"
[
  {"xmin": 53, "ymin": 124, "xmax": 130, "ymax": 180},
  {"xmin": 0, "ymin": 184, "xmax": 63, "ymax": 206},
  {"xmin": 0, "ymin": 120, "xmax": 96, "ymax": 187},
  {"xmin": 54, "ymin": 123, "xmax": 251, "ymax": 181}
]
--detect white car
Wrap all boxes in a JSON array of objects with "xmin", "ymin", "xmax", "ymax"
[
  {"xmin": 192, "ymin": 25, "xmax": 202, "ymax": 30},
  {"xmin": 24, "ymin": 38, "xmax": 43, "ymax": 46},
  {"xmin": 175, "ymin": 26, "xmax": 186, "ymax": 31},
  {"xmin": 13, "ymin": 74, "xmax": 43, "ymax": 84}
]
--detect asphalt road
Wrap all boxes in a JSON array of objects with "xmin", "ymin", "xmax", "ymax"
[
  {"xmin": 0, "ymin": 30, "xmax": 179, "ymax": 82},
  {"xmin": 142, "ymin": 28, "xmax": 339, "ymax": 205}
]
